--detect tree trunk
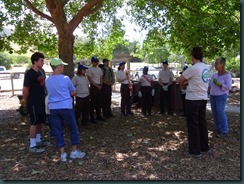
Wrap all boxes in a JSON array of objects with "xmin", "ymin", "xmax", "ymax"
[{"xmin": 58, "ymin": 30, "xmax": 75, "ymax": 78}]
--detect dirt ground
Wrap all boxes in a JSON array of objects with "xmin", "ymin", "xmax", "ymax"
[{"xmin": 0, "ymin": 91, "xmax": 240, "ymax": 180}]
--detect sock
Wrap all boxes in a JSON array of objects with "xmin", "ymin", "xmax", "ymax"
[
  {"xmin": 30, "ymin": 138, "xmax": 36, "ymax": 148},
  {"xmin": 35, "ymin": 133, "xmax": 41, "ymax": 143}
]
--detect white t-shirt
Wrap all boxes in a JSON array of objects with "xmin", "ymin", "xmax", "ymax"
[
  {"xmin": 183, "ymin": 62, "xmax": 210, "ymax": 100},
  {"xmin": 158, "ymin": 68, "xmax": 174, "ymax": 83},
  {"xmin": 139, "ymin": 74, "xmax": 153, "ymax": 86},
  {"xmin": 116, "ymin": 70, "xmax": 129, "ymax": 84},
  {"xmin": 72, "ymin": 75, "xmax": 90, "ymax": 98},
  {"xmin": 86, "ymin": 66, "xmax": 103, "ymax": 84}
]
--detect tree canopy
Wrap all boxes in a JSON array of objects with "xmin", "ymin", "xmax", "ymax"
[{"xmin": 0, "ymin": 0, "xmax": 240, "ymax": 77}]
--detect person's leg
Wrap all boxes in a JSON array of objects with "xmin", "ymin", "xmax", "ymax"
[
  {"xmin": 62, "ymin": 109, "xmax": 80, "ymax": 146},
  {"xmin": 89, "ymin": 86, "xmax": 96, "ymax": 121},
  {"xmin": 81, "ymin": 96, "xmax": 90, "ymax": 125},
  {"xmin": 159, "ymin": 89, "xmax": 165, "ymax": 114},
  {"xmin": 50, "ymin": 109, "xmax": 66, "ymax": 149},
  {"xmin": 210, "ymin": 95, "xmax": 221, "ymax": 132},
  {"xmin": 141, "ymin": 87, "xmax": 147, "ymax": 115},
  {"xmin": 146, "ymin": 87, "xmax": 152, "ymax": 115},
  {"xmin": 120, "ymin": 85, "xmax": 126, "ymax": 115},
  {"xmin": 108, "ymin": 86, "xmax": 113, "ymax": 116},
  {"xmin": 185, "ymin": 100, "xmax": 201, "ymax": 155},
  {"xmin": 125, "ymin": 85, "xmax": 132, "ymax": 114},
  {"xmin": 198, "ymin": 100, "xmax": 210, "ymax": 152},
  {"xmin": 75, "ymin": 97, "xmax": 83, "ymax": 123},
  {"xmin": 166, "ymin": 89, "xmax": 172, "ymax": 114},
  {"xmin": 215, "ymin": 94, "xmax": 228, "ymax": 134}
]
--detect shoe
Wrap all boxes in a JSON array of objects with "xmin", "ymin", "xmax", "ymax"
[
  {"xmin": 127, "ymin": 112, "xmax": 134, "ymax": 115},
  {"xmin": 60, "ymin": 152, "xmax": 67, "ymax": 162},
  {"xmin": 29, "ymin": 146, "xmax": 45, "ymax": 153},
  {"xmin": 96, "ymin": 116, "xmax": 106, "ymax": 121},
  {"xmin": 168, "ymin": 112, "xmax": 174, "ymax": 115},
  {"xmin": 70, "ymin": 150, "xmax": 86, "ymax": 159},
  {"xmin": 158, "ymin": 112, "xmax": 163, "ymax": 114},
  {"xmin": 36, "ymin": 141, "xmax": 50, "ymax": 147},
  {"xmin": 183, "ymin": 151, "xmax": 202, "ymax": 159},
  {"xmin": 201, "ymin": 149, "xmax": 212, "ymax": 154},
  {"xmin": 216, "ymin": 133, "xmax": 228, "ymax": 138},
  {"xmin": 121, "ymin": 113, "xmax": 127, "ymax": 116}
]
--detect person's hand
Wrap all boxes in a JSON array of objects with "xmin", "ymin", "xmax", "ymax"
[
  {"xmin": 97, "ymin": 85, "xmax": 102, "ymax": 90},
  {"xmin": 213, "ymin": 78, "xmax": 222, "ymax": 86}
]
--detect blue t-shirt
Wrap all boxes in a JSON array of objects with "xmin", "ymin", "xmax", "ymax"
[{"xmin": 46, "ymin": 74, "xmax": 75, "ymax": 109}]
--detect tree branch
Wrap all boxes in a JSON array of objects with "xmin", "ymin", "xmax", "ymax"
[
  {"xmin": 23, "ymin": 0, "xmax": 53, "ymax": 22},
  {"xmin": 68, "ymin": 0, "xmax": 104, "ymax": 32}
]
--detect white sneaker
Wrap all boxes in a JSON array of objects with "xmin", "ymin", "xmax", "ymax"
[
  {"xmin": 60, "ymin": 152, "xmax": 67, "ymax": 162},
  {"xmin": 70, "ymin": 150, "xmax": 86, "ymax": 159}
]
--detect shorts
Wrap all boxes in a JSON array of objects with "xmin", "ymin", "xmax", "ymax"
[{"xmin": 28, "ymin": 104, "xmax": 46, "ymax": 125}]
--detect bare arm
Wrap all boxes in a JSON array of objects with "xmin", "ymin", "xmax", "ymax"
[{"xmin": 22, "ymin": 86, "xmax": 29, "ymax": 102}]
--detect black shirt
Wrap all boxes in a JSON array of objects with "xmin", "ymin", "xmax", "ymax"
[{"xmin": 23, "ymin": 68, "xmax": 45, "ymax": 106}]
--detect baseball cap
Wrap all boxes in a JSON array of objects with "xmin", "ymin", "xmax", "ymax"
[
  {"xmin": 91, "ymin": 56, "xmax": 99, "ymax": 62},
  {"xmin": 162, "ymin": 60, "xmax": 168, "ymax": 65},
  {"xmin": 143, "ymin": 66, "xmax": 148, "ymax": 71},
  {"xmin": 103, "ymin": 59, "xmax": 110, "ymax": 63},
  {"xmin": 119, "ymin": 61, "xmax": 126, "ymax": 66},
  {"xmin": 50, "ymin": 58, "xmax": 68, "ymax": 66},
  {"xmin": 78, "ymin": 64, "xmax": 88, "ymax": 70}
]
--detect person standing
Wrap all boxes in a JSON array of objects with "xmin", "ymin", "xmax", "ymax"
[
  {"xmin": 179, "ymin": 66, "xmax": 188, "ymax": 116},
  {"xmin": 101, "ymin": 58, "xmax": 115, "ymax": 118},
  {"xmin": 158, "ymin": 60, "xmax": 174, "ymax": 115},
  {"xmin": 139, "ymin": 66, "xmax": 154, "ymax": 116},
  {"xmin": 72, "ymin": 64, "xmax": 90, "ymax": 126},
  {"xmin": 177, "ymin": 46, "xmax": 210, "ymax": 158},
  {"xmin": 22, "ymin": 52, "xmax": 48, "ymax": 153},
  {"xmin": 208, "ymin": 57, "xmax": 232, "ymax": 137},
  {"xmin": 116, "ymin": 61, "xmax": 133, "ymax": 116},
  {"xmin": 86, "ymin": 56, "xmax": 105, "ymax": 123},
  {"xmin": 46, "ymin": 58, "xmax": 86, "ymax": 162}
]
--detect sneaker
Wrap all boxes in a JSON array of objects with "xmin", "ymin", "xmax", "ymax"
[
  {"xmin": 36, "ymin": 141, "xmax": 51, "ymax": 147},
  {"xmin": 60, "ymin": 152, "xmax": 67, "ymax": 162},
  {"xmin": 70, "ymin": 150, "xmax": 86, "ymax": 159},
  {"xmin": 183, "ymin": 151, "xmax": 202, "ymax": 159},
  {"xmin": 127, "ymin": 112, "xmax": 134, "ymax": 115},
  {"xmin": 29, "ymin": 146, "xmax": 45, "ymax": 153}
]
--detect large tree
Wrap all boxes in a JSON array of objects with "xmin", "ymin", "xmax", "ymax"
[
  {"xmin": 127, "ymin": 0, "xmax": 240, "ymax": 58},
  {"xmin": 0, "ymin": 0, "xmax": 123, "ymax": 77}
]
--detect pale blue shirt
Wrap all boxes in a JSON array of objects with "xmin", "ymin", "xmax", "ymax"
[{"xmin": 46, "ymin": 74, "xmax": 75, "ymax": 109}]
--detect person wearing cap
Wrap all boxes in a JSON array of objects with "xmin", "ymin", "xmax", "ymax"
[
  {"xmin": 179, "ymin": 66, "xmax": 188, "ymax": 116},
  {"xmin": 72, "ymin": 64, "xmax": 90, "ymax": 126},
  {"xmin": 139, "ymin": 66, "xmax": 154, "ymax": 116},
  {"xmin": 23, "ymin": 52, "xmax": 48, "ymax": 153},
  {"xmin": 86, "ymin": 56, "xmax": 106, "ymax": 123},
  {"xmin": 46, "ymin": 58, "xmax": 86, "ymax": 162},
  {"xmin": 101, "ymin": 58, "xmax": 115, "ymax": 118},
  {"xmin": 177, "ymin": 46, "xmax": 210, "ymax": 158},
  {"xmin": 158, "ymin": 60, "xmax": 174, "ymax": 115},
  {"xmin": 116, "ymin": 61, "xmax": 134, "ymax": 116}
]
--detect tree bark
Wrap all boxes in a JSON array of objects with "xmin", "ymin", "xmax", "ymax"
[{"xmin": 58, "ymin": 28, "xmax": 75, "ymax": 78}]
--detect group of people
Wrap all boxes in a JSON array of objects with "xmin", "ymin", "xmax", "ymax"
[{"xmin": 22, "ymin": 46, "xmax": 233, "ymax": 161}]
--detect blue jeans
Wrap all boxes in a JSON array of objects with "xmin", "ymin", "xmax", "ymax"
[
  {"xmin": 210, "ymin": 94, "xmax": 228, "ymax": 134},
  {"xmin": 50, "ymin": 109, "xmax": 80, "ymax": 148}
]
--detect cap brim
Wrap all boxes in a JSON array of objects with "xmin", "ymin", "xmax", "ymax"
[{"xmin": 62, "ymin": 61, "xmax": 68, "ymax": 65}]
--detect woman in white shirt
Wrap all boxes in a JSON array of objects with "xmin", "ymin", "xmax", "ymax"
[{"xmin": 116, "ymin": 62, "xmax": 133, "ymax": 116}]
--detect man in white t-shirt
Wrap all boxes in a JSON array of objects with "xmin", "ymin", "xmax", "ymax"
[
  {"xmin": 86, "ymin": 56, "xmax": 105, "ymax": 123},
  {"xmin": 177, "ymin": 46, "xmax": 210, "ymax": 159},
  {"xmin": 158, "ymin": 60, "xmax": 174, "ymax": 115}
]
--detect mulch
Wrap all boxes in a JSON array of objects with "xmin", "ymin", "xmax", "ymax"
[{"xmin": 0, "ymin": 92, "xmax": 240, "ymax": 180}]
